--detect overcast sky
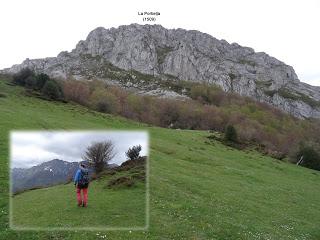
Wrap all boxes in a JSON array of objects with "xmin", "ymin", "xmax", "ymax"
[
  {"xmin": 10, "ymin": 131, "xmax": 149, "ymax": 168},
  {"xmin": 0, "ymin": 0, "xmax": 319, "ymax": 86}
]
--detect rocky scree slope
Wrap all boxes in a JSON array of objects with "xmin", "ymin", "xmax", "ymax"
[{"xmin": 2, "ymin": 24, "xmax": 320, "ymax": 118}]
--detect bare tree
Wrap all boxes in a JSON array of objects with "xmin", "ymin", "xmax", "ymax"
[
  {"xmin": 126, "ymin": 145, "xmax": 142, "ymax": 160},
  {"xmin": 83, "ymin": 141, "xmax": 116, "ymax": 173}
]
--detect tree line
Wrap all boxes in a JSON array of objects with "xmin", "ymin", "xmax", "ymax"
[
  {"xmin": 12, "ymin": 68, "xmax": 63, "ymax": 100},
  {"xmin": 11, "ymin": 68, "xmax": 320, "ymax": 171}
]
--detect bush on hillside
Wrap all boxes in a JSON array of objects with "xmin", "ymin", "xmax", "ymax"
[
  {"xmin": 157, "ymin": 100, "xmax": 181, "ymax": 128},
  {"xmin": 63, "ymin": 80, "xmax": 90, "ymax": 105},
  {"xmin": 12, "ymin": 68, "xmax": 34, "ymax": 86},
  {"xmin": 126, "ymin": 145, "xmax": 142, "ymax": 160},
  {"xmin": 190, "ymin": 84, "xmax": 209, "ymax": 102},
  {"xmin": 24, "ymin": 73, "xmax": 51, "ymax": 90},
  {"xmin": 295, "ymin": 144, "xmax": 320, "ymax": 171},
  {"xmin": 35, "ymin": 73, "xmax": 50, "ymax": 90},
  {"xmin": 25, "ymin": 75, "xmax": 37, "ymax": 89},
  {"xmin": 190, "ymin": 84, "xmax": 226, "ymax": 106},
  {"xmin": 224, "ymin": 125, "xmax": 238, "ymax": 143},
  {"xmin": 90, "ymin": 89, "xmax": 119, "ymax": 114},
  {"xmin": 41, "ymin": 80, "xmax": 63, "ymax": 100},
  {"xmin": 12, "ymin": 69, "xmax": 65, "ymax": 101},
  {"xmin": 125, "ymin": 94, "xmax": 145, "ymax": 118}
]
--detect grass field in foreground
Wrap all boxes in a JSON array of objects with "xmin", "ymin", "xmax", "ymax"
[
  {"xmin": 1, "ymin": 77, "xmax": 320, "ymax": 239},
  {"xmin": 11, "ymin": 173, "xmax": 146, "ymax": 229}
]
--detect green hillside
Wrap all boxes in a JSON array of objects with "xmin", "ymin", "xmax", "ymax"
[
  {"xmin": 12, "ymin": 173, "xmax": 146, "ymax": 229},
  {"xmin": 1, "ymin": 77, "xmax": 320, "ymax": 239}
]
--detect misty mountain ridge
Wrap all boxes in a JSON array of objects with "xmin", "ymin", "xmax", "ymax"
[
  {"xmin": 2, "ymin": 24, "xmax": 319, "ymax": 119},
  {"xmin": 11, "ymin": 159, "xmax": 118, "ymax": 194}
]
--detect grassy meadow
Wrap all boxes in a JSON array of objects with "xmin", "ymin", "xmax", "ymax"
[
  {"xmin": 0, "ymin": 77, "xmax": 320, "ymax": 239},
  {"xmin": 11, "ymin": 174, "xmax": 146, "ymax": 230}
]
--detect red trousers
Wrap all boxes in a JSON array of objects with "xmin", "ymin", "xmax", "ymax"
[{"xmin": 76, "ymin": 187, "xmax": 88, "ymax": 206}]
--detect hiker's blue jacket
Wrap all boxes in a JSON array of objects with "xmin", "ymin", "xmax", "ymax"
[
  {"xmin": 74, "ymin": 165, "xmax": 89, "ymax": 185},
  {"xmin": 74, "ymin": 169, "xmax": 82, "ymax": 185}
]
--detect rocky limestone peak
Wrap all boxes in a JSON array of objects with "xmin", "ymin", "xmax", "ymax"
[{"xmin": 1, "ymin": 24, "xmax": 319, "ymax": 119}]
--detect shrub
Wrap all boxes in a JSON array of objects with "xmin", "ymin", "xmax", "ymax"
[
  {"xmin": 224, "ymin": 125, "xmax": 238, "ymax": 143},
  {"xmin": 126, "ymin": 145, "xmax": 142, "ymax": 160},
  {"xmin": 201, "ymin": 105, "xmax": 225, "ymax": 131},
  {"xmin": 126, "ymin": 94, "xmax": 144, "ymax": 117},
  {"xmin": 25, "ymin": 75, "xmax": 37, "ymax": 89},
  {"xmin": 157, "ymin": 100, "xmax": 180, "ymax": 127},
  {"xmin": 88, "ymin": 79, "xmax": 106, "ymax": 93},
  {"xmin": 41, "ymin": 80, "xmax": 63, "ymax": 100},
  {"xmin": 90, "ymin": 89, "xmax": 119, "ymax": 114},
  {"xmin": 207, "ymin": 90, "xmax": 227, "ymax": 106},
  {"xmin": 12, "ymin": 68, "xmax": 34, "ymax": 86},
  {"xmin": 63, "ymin": 80, "xmax": 90, "ymax": 105},
  {"xmin": 296, "ymin": 144, "xmax": 320, "ymax": 171},
  {"xmin": 35, "ymin": 73, "xmax": 50, "ymax": 90},
  {"xmin": 189, "ymin": 83, "xmax": 231, "ymax": 107},
  {"xmin": 111, "ymin": 89, "xmax": 130, "ymax": 116},
  {"xmin": 190, "ymin": 84, "xmax": 208, "ymax": 102}
]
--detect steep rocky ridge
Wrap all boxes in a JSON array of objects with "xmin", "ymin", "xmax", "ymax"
[{"xmin": 2, "ymin": 24, "xmax": 320, "ymax": 118}]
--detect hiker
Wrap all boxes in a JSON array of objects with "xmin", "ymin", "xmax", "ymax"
[{"xmin": 74, "ymin": 163, "xmax": 90, "ymax": 207}]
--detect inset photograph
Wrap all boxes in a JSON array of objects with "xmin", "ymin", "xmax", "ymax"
[{"xmin": 10, "ymin": 131, "xmax": 148, "ymax": 230}]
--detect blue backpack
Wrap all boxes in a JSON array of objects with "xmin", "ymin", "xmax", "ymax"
[{"xmin": 78, "ymin": 169, "xmax": 89, "ymax": 188}]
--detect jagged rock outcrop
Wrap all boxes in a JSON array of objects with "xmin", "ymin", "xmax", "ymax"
[{"xmin": 2, "ymin": 24, "xmax": 320, "ymax": 118}]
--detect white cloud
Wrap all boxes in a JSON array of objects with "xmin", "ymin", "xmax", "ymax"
[
  {"xmin": 0, "ymin": 0, "xmax": 319, "ymax": 86},
  {"xmin": 10, "ymin": 131, "xmax": 149, "ymax": 168}
]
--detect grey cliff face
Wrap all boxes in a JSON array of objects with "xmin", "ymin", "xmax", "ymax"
[{"xmin": 2, "ymin": 24, "xmax": 320, "ymax": 118}]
